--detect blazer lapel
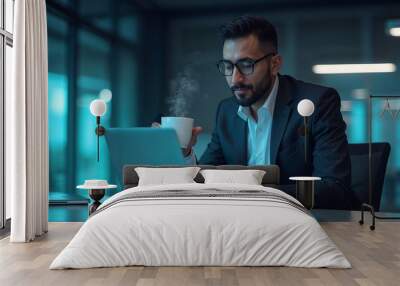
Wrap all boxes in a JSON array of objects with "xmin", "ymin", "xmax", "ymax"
[{"xmin": 270, "ymin": 75, "xmax": 293, "ymax": 164}]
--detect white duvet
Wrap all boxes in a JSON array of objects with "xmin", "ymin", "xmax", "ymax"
[{"xmin": 50, "ymin": 183, "xmax": 351, "ymax": 269}]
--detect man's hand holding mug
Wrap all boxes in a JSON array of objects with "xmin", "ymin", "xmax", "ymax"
[{"xmin": 152, "ymin": 117, "xmax": 203, "ymax": 157}]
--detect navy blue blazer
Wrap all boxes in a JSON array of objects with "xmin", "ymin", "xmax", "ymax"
[{"xmin": 199, "ymin": 74, "xmax": 351, "ymax": 209}]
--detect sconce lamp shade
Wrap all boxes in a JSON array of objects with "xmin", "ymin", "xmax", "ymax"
[
  {"xmin": 297, "ymin": 99, "xmax": 315, "ymax": 117},
  {"xmin": 90, "ymin": 99, "xmax": 107, "ymax": 117}
]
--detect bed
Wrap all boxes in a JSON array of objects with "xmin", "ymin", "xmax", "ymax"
[{"xmin": 50, "ymin": 165, "xmax": 350, "ymax": 269}]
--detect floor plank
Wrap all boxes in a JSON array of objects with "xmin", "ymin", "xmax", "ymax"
[{"xmin": 0, "ymin": 221, "xmax": 399, "ymax": 286}]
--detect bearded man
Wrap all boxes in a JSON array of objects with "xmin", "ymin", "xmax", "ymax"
[{"xmin": 182, "ymin": 16, "xmax": 351, "ymax": 209}]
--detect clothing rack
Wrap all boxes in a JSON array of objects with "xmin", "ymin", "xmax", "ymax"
[{"xmin": 359, "ymin": 95, "xmax": 400, "ymax": 230}]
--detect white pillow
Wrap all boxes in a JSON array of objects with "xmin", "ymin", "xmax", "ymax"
[
  {"xmin": 135, "ymin": 167, "xmax": 201, "ymax": 186},
  {"xmin": 200, "ymin": 169, "xmax": 266, "ymax": 185}
]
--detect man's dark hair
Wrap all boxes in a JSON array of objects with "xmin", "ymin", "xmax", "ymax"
[{"xmin": 220, "ymin": 15, "xmax": 278, "ymax": 51}]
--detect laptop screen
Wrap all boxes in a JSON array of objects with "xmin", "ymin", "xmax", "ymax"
[{"xmin": 105, "ymin": 127, "xmax": 185, "ymax": 185}]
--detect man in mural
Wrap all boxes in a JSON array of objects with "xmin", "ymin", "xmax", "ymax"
[{"xmin": 183, "ymin": 15, "xmax": 351, "ymax": 209}]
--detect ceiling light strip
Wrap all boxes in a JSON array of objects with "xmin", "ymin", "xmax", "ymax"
[{"xmin": 313, "ymin": 63, "xmax": 396, "ymax": 74}]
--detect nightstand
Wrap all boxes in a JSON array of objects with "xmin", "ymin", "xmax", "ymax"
[
  {"xmin": 289, "ymin": 176, "xmax": 321, "ymax": 210},
  {"xmin": 77, "ymin": 180, "xmax": 117, "ymax": 215}
]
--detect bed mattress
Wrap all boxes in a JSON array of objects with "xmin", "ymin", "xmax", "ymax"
[{"xmin": 50, "ymin": 183, "xmax": 351, "ymax": 269}]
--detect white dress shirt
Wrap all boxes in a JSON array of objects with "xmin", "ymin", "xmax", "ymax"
[{"xmin": 237, "ymin": 76, "xmax": 279, "ymax": 165}]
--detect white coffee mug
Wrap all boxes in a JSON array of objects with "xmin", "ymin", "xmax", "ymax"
[{"xmin": 161, "ymin": 116, "xmax": 194, "ymax": 148}]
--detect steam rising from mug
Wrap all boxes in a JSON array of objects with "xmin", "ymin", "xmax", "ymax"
[{"xmin": 167, "ymin": 67, "xmax": 199, "ymax": 117}]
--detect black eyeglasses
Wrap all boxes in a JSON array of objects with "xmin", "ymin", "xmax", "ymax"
[{"xmin": 216, "ymin": 53, "xmax": 276, "ymax": 76}]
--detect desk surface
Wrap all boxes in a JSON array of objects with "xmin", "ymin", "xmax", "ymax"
[{"xmin": 312, "ymin": 209, "xmax": 400, "ymax": 222}]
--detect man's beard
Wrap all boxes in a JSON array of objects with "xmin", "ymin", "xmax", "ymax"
[{"xmin": 231, "ymin": 76, "xmax": 274, "ymax": 107}]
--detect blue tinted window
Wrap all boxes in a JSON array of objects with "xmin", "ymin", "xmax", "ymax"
[
  {"xmin": 76, "ymin": 30, "xmax": 112, "ymax": 198},
  {"xmin": 48, "ymin": 14, "xmax": 70, "ymax": 200}
]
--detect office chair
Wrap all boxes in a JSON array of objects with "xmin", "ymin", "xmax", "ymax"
[{"xmin": 349, "ymin": 142, "xmax": 393, "ymax": 230}]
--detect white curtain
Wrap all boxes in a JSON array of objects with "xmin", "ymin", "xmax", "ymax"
[{"xmin": 8, "ymin": 0, "xmax": 49, "ymax": 242}]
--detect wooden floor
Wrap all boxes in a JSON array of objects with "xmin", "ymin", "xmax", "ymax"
[{"xmin": 0, "ymin": 221, "xmax": 399, "ymax": 286}]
